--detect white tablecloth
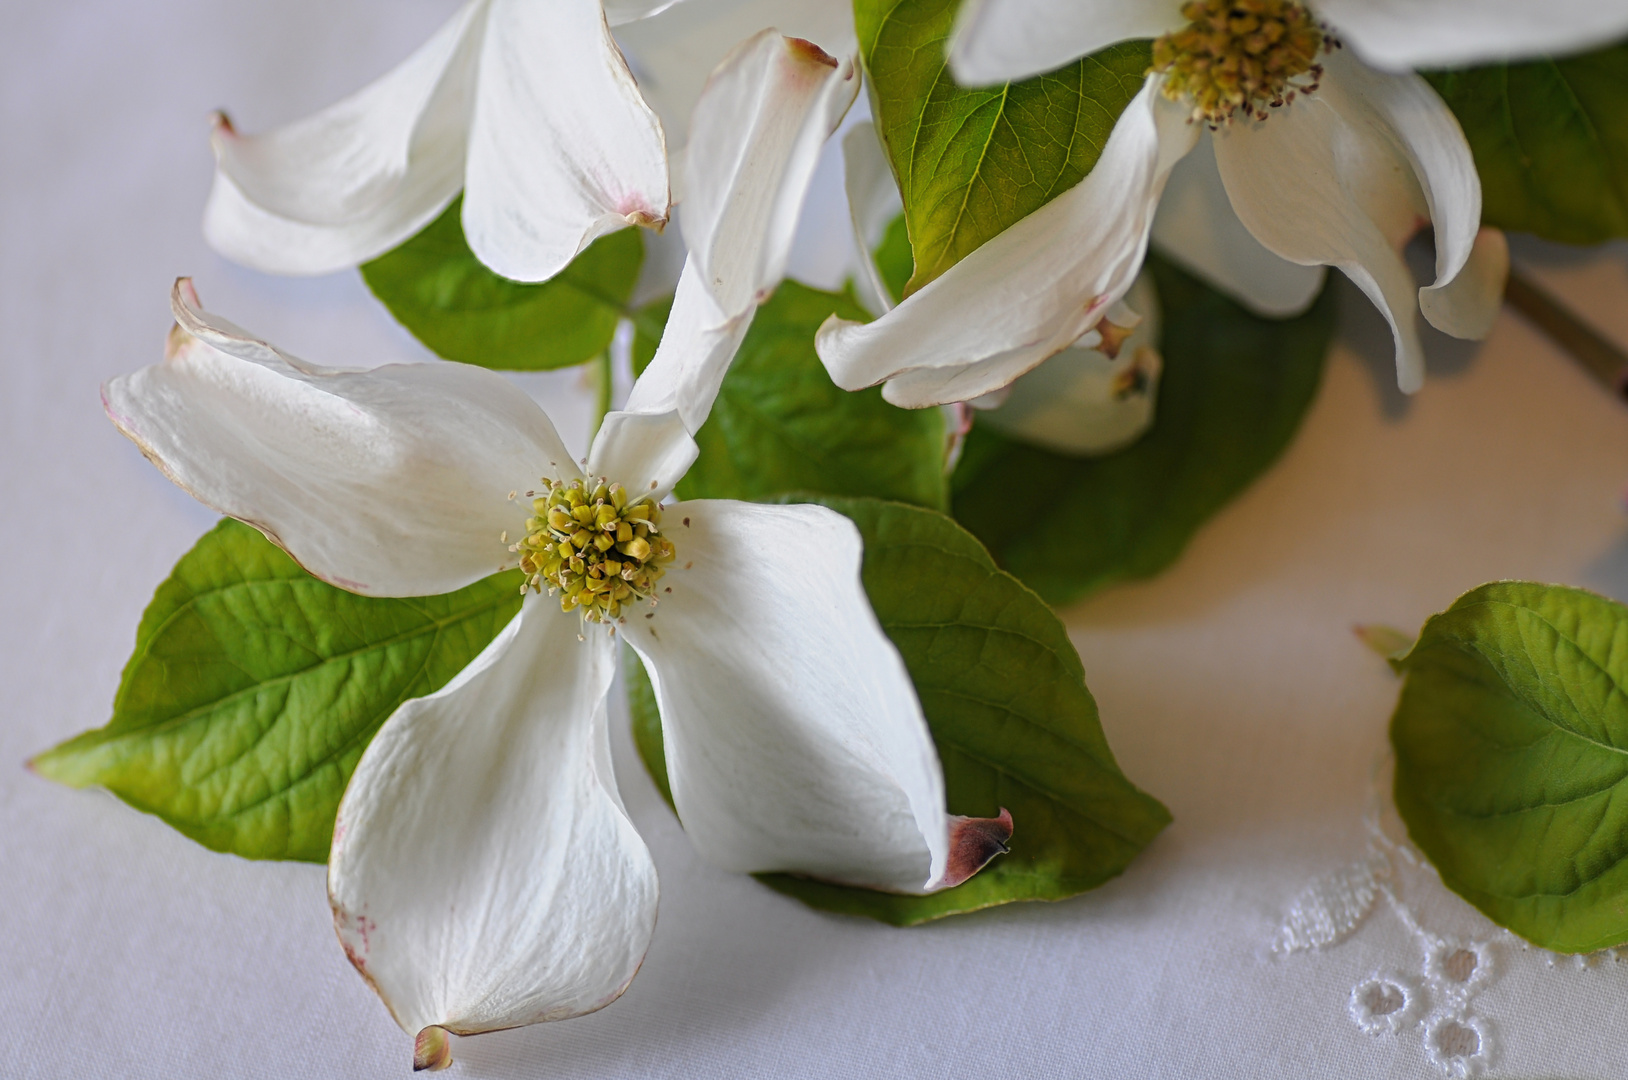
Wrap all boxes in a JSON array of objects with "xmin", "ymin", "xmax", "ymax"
[{"xmin": 8, "ymin": 2, "xmax": 1628, "ymax": 1076}]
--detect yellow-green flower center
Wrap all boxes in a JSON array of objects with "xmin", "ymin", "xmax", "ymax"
[
  {"xmin": 516, "ymin": 477, "xmax": 675, "ymax": 623},
  {"xmin": 1151, "ymin": 0, "xmax": 1330, "ymax": 125}
]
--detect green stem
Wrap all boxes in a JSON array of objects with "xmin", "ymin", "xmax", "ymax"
[
  {"xmin": 591, "ymin": 350, "xmax": 614, "ymax": 438},
  {"xmin": 1504, "ymin": 268, "xmax": 1628, "ymax": 401}
]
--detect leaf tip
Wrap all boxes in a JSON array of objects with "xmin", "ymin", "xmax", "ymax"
[
  {"xmin": 24, "ymin": 745, "xmax": 79, "ymax": 787},
  {"xmin": 413, "ymin": 1026, "xmax": 453, "ymax": 1072},
  {"xmin": 1353, "ymin": 623, "xmax": 1413, "ymax": 664}
]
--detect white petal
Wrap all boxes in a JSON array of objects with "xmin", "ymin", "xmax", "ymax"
[
  {"xmin": 203, "ymin": 1, "xmax": 486, "ymax": 274},
  {"xmin": 623, "ymin": 31, "xmax": 859, "ymax": 432},
  {"xmin": 815, "ymin": 78, "xmax": 1198, "ymax": 409},
  {"xmin": 979, "ymin": 271, "xmax": 1163, "ymax": 455},
  {"xmin": 586, "ymin": 409, "xmax": 700, "ymax": 501},
  {"xmin": 1151, "ymin": 134, "xmax": 1326, "ymax": 318},
  {"xmin": 1314, "ymin": 0, "xmax": 1628, "ymax": 71},
  {"xmin": 330, "ymin": 600, "xmax": 655, "ymax": 1050},
  {"xmin": 604, "ymin": 0, "xmax": 685, "ymax": 25},
  {"xmin": 1213, "ymin": 58, "xmax": 1480, "ymax": 392},
  {"xmin": 614, "ymin": 0, "xmax": 858, "ymax": 147},
  {"xmin": 462, "ymin": 0, "xmax": 670, "ymax": 283},
  {"xmin": 948, "ymin": 0, "xmax": 1181, "ymax": 86},
  {"xmin": 1320, "ymin": 55, "xmax": 1482, "ymax": 305},
  {"xmin": 626, "ymin": 499, "xmax": 952, "ymax": 892},
  {"xmin": 1420, "ymin": 226, "xmax": 1509, "ymax": 340},
  {"xmin": 621, "ymin": 261, "xmax": 753, "ymax": 432},
  {"xmin": 843, "ymin": 121, "xmax": 904, "ymax": 317},
  {"xmin": 103, "ymin": 281, "xmax": 576, "ymax": 596},
  {"xmin": 681, "ymin": 30, "xmax": 860, "ymax": 319}
]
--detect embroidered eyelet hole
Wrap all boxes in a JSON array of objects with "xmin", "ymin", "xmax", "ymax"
[
  {"xmin": 1424, "ymin": 1014, "xmax": 1490, "ymax": 1077},
  {"xmin": 1424, "ymin": 940, "xmax": 1491, "ymax": 995},
  {"xmin": 1348, "ymin": 972, "xmax": 1420, "ymax": 1035},
  {"xmin": 1441, "ymin": 949, "xmax": 1477, "ymax": 983}
]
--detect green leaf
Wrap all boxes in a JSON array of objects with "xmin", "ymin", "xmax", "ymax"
[
  {"xmin": 950, "ymin": 254, "xmax": 1334, "ymax": 607},
  {"xmin": 1425, "ymin": 45, "xmax": 1628, "ymax": 245},
  {"xmin": 624, "ymin": 646, "xmax": 673, "ymax": 811},
  {"xmin": 1390, "ymin": 581, "xmax": 1628, "ymax": 953},
  {"xmin": 360, "ymin": 196, "xmax": 644, "ymax": 370},
  {"xmin": 33, "ymin": 520, "xmax": 523, "ymax": 861},
  {"xmin": 857, "ymin": 0, "xmax": 1149, "ymax": 293},
  {"xmin": 633, "ymin": 281, "xmax": 948, "ymax": 510},
  {"xmin": 872, "ymin": 213, "xmax": 915, "ymax": 305},
  {"xmin": 628, "ymin": 496, "xmax": 1169, "ymax": 925}
]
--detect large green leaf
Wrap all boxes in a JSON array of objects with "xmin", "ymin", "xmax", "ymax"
[
  {"xmin": 628, "ymin": 496, "xmax": 1170, "ymax": 925},
  {"xmin": 360, "ymin": 196, "xmax": 643, "ymax": 370},
  {"xmin": 633, "ymin": 281, "xmax": 948, "ymax": 509},
  {"xmin": 857, "ymin": 0, "xmax": 1149, "ymax": 294},
  {"xmin": 1426, "ymin": 45, "xmax": 1628, "ymax": 245},
  {"xmin": 33, "ymin": 520, "xmax": 523, "ymax": 861},
  {"xmin": 950, "ymin": 254, "xmax": 1334, "ymax": 607},
  {"xmin": 1390, "ymin": 581, "xmax": 1628, "ymax": 953}
]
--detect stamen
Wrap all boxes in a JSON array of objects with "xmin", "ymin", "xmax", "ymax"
[
  {"xmin": 1150, "ymin": 0, "xmax": 1333, "ymax": 126},
  {"xmin": 515, "ymin": 476, "xmax": 676, "ymax": 624}
]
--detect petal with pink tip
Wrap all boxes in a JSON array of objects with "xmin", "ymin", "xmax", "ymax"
[{"xmin": 461, "ymin": 0, "xmax": 670, "ymax": 283}]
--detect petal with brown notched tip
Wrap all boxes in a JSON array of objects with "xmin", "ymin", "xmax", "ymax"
[
  {"xmin": 330, "ymin": 599, "xmax": 654, "ymax": 1061},
  {"xmin": 103, "ymin": 281, "xmax": 575, "ymax": 596},
  {"xmin": 203, "ymin": 0, "xmax": 486, "ymax": 274}
]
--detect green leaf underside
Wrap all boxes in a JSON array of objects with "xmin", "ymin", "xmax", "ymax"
[
  {"xmin": 634, "ymin": 281, "xmax": 948, "ymax": 510},
  {"xmin": 360, "ymin": 195, "xmax": 644, "ymax": 370},
  {"xmin": 1426, "ymin": 45, "xmax": 1628, "ymax": 245},
  {"xmin": 857, "ymin": 0, "xmax": 1149, "ymax": 294},
  {"xmin": 1390, "ymin": 581, "xmax": 1628, "ymax": 953},
  {"xmin": 34, "ymin": 520, "xmax": 522, "ymax": 861},
  {"xmin": 951, "ymin": 255, "xmax": 1334, "ymax": 607},
  {"xmin": 629, "ymin": 496, "xmax": 1169, "ymax": 925}
]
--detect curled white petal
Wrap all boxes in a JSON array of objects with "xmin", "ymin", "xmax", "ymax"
[
  {"xmin": 203, "ymin": 0, "xmax": 486, "ymax": 274},
  {"xmin": 626, "ymin": 30, "xmax": 858, "ymax": 432},
  {"xmin": 682, "ymin": 29, "xmax": 860, "ymax": 319},
  {"xmin": 1318, "ymin": 54, "xmax": 1482, "ymax": 306},
  {"xmin": 843, "ymin": 121, "xmax": 904, "ymax": 317},
  {"xmin": 1420, "ymin": 227, "xmax": 1509, "ymax": 341},
  {"xmin": 462, "ymin": 0, "xmax": 670, "ymax": 283},
  {"xmin": 615, "ymin": 0, "xmax": 858, "ymax": 147},
  {"xmin": 626, "ymin": 500, "xmax": 958, "ymax": 892},
  {"xmin": 815, "ymin": 78, "xmax": 1198, "ymax": 409},
  {"xmin": 1315, "ymin": 0, "xmax": 1628, "ymax": 71},
  {"xmin": 1151, "ymin": 134, "xmax": 1326, "ymax": 318},
  {"xmin": 1214, "ymin": 56, "xmax": 1483, "ymax": 392},
  {"xmin": 948, "ymin": 0, "xmax": 1181, "ymax": 86},
  {"xmin": 330, "ymin": 601, "xmax": 655, "ymax": 1044},
  {"xmin": 103, "ymin": 280, "xmax": 575, "ymax": 596}
]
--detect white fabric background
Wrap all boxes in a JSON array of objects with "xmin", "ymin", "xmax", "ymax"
[{"xmin": 6, "ymin": 1, "xmax": 1628, "ymax": 1076}]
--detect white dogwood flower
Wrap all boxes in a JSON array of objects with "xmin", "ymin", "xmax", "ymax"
[
  {"xmin": 814, "ymin": 0, "xmax": 1620, "ymax": 403},
  {"xmin": 110, "ymin": 35, "xmax": 1009, "ymax": 1069}
]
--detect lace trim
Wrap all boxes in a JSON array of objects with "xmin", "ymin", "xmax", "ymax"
[{"xmin": 1268, "ymin": 756, "xmax": 1519, "ymax": 1076}]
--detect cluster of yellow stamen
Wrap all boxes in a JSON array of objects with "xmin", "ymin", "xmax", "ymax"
[
  {"xmin": 1151, "ymin": 0, "xmax": 1332, "ymax": 126},
  {"xmin": 514, "ymin": 477, "xmax": 675, "ymax": 623}
]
